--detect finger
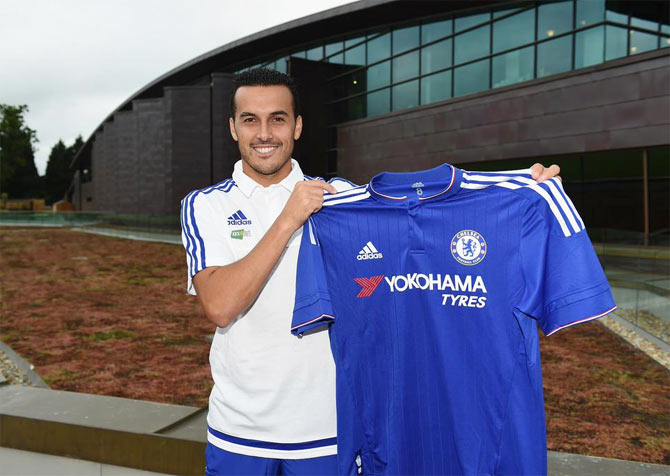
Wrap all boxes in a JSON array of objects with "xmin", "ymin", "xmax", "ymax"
[
  {"xmin": 530, "ymin": 163, "xmax": 543, "ymax": 181},
  {"xmin": 537, "ymin": 164, "xmax": 561, "ymax": 183},
  {"xmin": 305, "ymin": 180, "xmax": 338, "ymax": 195}
]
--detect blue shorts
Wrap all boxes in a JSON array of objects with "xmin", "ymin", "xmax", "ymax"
[{"xmin": 205, "ymin": 443, "xmax": 338, "ymax": 476}]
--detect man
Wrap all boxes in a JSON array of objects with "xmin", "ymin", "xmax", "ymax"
[{"xmin": 180, "ymin": 68, "xmax": 560, "ymax": 475}]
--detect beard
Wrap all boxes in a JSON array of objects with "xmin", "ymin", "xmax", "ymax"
[{"xmin": 239, "ymin": 140, "xmax": 293, "ymax": 177}]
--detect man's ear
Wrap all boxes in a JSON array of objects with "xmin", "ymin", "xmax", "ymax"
[
  {"xmin": 229, "ymin": 117, "xmax": 238, "ymax": 142},
  {"xmin": 293, "ymin": 115, "xmax": 303, "ymax": 141}
]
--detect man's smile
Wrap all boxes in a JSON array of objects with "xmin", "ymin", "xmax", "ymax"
[{"xmin": 252, "ymin": 144, "xmax": 280, "ymax": 156}]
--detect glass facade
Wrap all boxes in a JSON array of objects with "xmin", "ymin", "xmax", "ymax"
[
  {"xmin": 240, "ymin": 0, "xmax": 668, "ymax": 121},
  {"xmin": 459, "ymin": 149, "xmax": 670, "ymax": 345}
]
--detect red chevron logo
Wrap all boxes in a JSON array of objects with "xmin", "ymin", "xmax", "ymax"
[{"xmin": 354, "ymin": 275, "xmax": 385, "ymax": 298}]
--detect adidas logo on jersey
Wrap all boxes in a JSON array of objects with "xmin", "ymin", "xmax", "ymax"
[
  {"xmin": 227, "ymin": 210, "xmax": 252, "ymax": 226},
  {"xmin": 357, "ymin": 241, "xmax": 383, "ymax": 260}
]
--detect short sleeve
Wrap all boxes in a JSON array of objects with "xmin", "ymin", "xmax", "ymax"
[
  {"xmin": 291, "ymin": 218, "xmax": 335, "ymax": 336},
  {"xmin": 180, "ymin": 190, "xmax": 235, "ymax": 295},
  {"xmin": 516, "ymin": 182, "xmax": 616, "ymax": 336}
]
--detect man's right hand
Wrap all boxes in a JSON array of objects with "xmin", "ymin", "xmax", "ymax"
[
  {"xmin": 194, "ymin": 180, "xmax": 337, "ymax": 328},
  {"xmin": 277, "ymin": 180, "xmax": 337, "ymax": 233}
]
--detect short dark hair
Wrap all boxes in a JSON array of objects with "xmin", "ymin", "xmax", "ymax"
[{"xmin": 229, "ymin": 68, "xmax": 300, "ymax": 117}]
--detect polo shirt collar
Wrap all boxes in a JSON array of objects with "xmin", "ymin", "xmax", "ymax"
[{"xmin": 232, "ymin": 159, "xmax": 304, "ymax": 198}]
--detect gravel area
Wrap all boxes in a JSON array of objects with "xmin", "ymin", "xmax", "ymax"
[
  {"xmin": 0, "ymin": 348, "xmax": 34, "ymax": 386},
  {"xmin": 600, "ymin": 316, "xmax": 670, "ymax": 370}
]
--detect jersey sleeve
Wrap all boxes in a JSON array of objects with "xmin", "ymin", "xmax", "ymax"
[
  {"xmin": 291, "ymin": 217, "xmax": 335, "ymax": 336},
  {"xmin": 516, "ymin": 180, "xmax": 616, "ymax": 336},
  {"xmin": 180, "ymin": 190, "xmax": 235, "ymax": 296}
]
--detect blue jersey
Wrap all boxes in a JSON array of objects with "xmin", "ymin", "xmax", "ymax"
[{"xmin": 291, "ymin": 164, "xmax": 616, "ymax": 476}]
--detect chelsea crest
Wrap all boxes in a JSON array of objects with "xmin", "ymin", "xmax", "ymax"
[{"xmin": 451, "ymin": 230, "xmax": 487, "ymax": 266}]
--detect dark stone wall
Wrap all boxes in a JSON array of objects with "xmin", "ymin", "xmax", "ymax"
[
  {"xmin": 88, "ymin": 130, "xmax": 105, "ymax": 211},
  {"xmin": 211, "ymin": 73, "xmax": 240, "ymax": 183},
  {"xmin": 79, "ymin": 181, "xmax": 95, "ymax": 211},
  {"xmin": 114, "ymin": 111, "xmax": 138, "ymax": 214},
  {"xmin": 134, "ymin": 98, "xmax": 167, "ymax": 216},
  {"xmin": 164, "ymin": 86, "xmax": 211, "ymax": 215},
  {"xmin": 337, "ymin": 50, "xmax": 670, "ymax": 185},
  {"xmin": 101, "ymin": 124, "xmax": 117, "ymax": 212}
]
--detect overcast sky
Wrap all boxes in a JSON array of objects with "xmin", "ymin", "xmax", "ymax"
[{"xmin": 0, "ymin": 0, "xmax": 355, "ymax": 175}]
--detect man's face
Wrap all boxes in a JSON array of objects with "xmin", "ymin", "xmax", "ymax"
[{"xmin": 229, "ymin": 85, "xmax": 302, "ymax": 186}]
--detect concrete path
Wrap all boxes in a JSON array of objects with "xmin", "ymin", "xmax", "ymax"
[{"xmin": 0, "ymin": 447, "xmax": 171, "ymax": 476}]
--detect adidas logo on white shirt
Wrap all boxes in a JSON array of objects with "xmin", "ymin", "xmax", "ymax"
[
  {"xmin": 227, "ymin": 210, "xmax": 252, "ymax": 226},
  {"xmin": 357, "ymin": 241, "xmax": 383, "ymax": 261}
]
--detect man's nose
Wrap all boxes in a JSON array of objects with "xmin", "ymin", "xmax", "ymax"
[{"xmin": 257, "ymin": 121, "xmax": 272, "ymax": 141}]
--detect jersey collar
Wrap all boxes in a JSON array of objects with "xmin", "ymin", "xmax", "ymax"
[
  {"xmin": 232, "ymin": 159, "xmax": 304, "ymax": 198},
  {"xmin": 368, "ymin": 163, "xmax": 463, "ymax": 204}
]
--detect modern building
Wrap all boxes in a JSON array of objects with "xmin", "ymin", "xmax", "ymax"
[{"xmin": 69, "ymin": 0, "xmax": 669, "ymax": 245}]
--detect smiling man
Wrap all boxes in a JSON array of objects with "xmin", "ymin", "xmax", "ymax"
[{"xmin": 180, "ymin": 68, "xmax": 560, "ymax": 476}]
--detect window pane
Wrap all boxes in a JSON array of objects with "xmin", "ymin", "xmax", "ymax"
[
  {"xmin": 367, "ymin": 60, "xmax": 391, "ymax": 90},
  {"xmin": 630, "ymin": 29, "xmax": 658, "ymax": 55},
  {"xmin": 368, "ymin": 33, "xmax": 391, "ymax": 63},
  {"xmin": 538, "ymin": 36, "xmax": 572, "ymax": 77},
  {"xmin": 422, "ymin": 19, "xmax": 452, "ymax": 44},
  {"xmin": 493, "ymin": 9, "xmax": 534, "ymax": 53},
  {"xmin": 455, "ymin": 25, "xmax": 491, "ymax": 63},
  {"xmin": 328, "ymin": 53, "xmax": 344, "ymax": 64},
  {"xmin": 631, "ymin": 17, "xmax": 658, "ymax": 32},
  {"xmin": 326, "ymin": 42, "xmax": 343, "ymax": 57},
  {"xmin": 421, "ymin": 38, "xmax": 452, "ymax": 74},
  {"xmin": 345, "ymin": 44, "xmax": 365, "ymax": 65},
  {"xmin": 392, "ymin": 51, "xmax": 419, "ymax": 83},
  {"xmin": 538, "ymin": 1, "xmax": 573, "ymax": 39},
  {"xmin": 492, "ymin": 46, "xmax": 534, "ymax": 88},
  {"xmin": 291, "ymin": 50, "xmax": 306, "ymax": 59},
  {"xmin": 307, "ymin": 46, "xmax": 323, "ymax": 61},
  {"xmin": 606, "ymin": 10, "xmax": 627, "ymax": 24},
  {"xmin": 392, "ymin": 80, "xmax": 419, "ymax": 111},
  {"xmin": 455, "ymin": 12, "xmax": 490, "ymax": 33},
  {"xmin": 575, "ymin": 26, "xmax": 604, "ymax": 68},
  {"xmin": 345, "ymin": 36, "xmax": 365, "ymax": 48},
  {"xmin": 393, "ymin": 26, "xmax": 419, "ymax": 55},
  {"xmin": 605, "ymin": 26, "xmax": 627, "ymax": 61},
  {"xmin": 662, "ymin": 25, "xmax": 670, "ymax": 48},
  {"xmin": 367, "ymin": 89, "xmax": 390, "ymax": 116},
  {"xmin": 493, "ymin": 8, "xmax": 522, "ymax": 19},
  {"xmin": 576, "ymin": 0, "xmax": 604, "ymax": 27},
  {"xmin": 454, "ymin": 59, "xmax": 489, "ymax": 96},
  {"xmin": 421, "ymin": 70, "xmax": 451, "ymax": 104},
  {"xmin": 275, "ymin": 58, "xmax": 287, "ymax": 74}
]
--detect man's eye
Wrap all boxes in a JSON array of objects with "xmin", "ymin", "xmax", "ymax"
[
  {"xmin": 272, "ymin": 117, "xmax": 285, "ymax": 123},
  {"xmin": 243, "ymin": 118, "xmax": 255, "ymax": 123}
]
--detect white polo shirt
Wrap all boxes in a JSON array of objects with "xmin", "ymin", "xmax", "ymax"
[{"xmin": 180, "ymin": 159, "xmax": 354, "ymax": 459}]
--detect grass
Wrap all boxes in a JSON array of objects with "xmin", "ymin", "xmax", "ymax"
[{"xmin": 0, "ymin": 227, "xmax": 668, "ymax": 464}]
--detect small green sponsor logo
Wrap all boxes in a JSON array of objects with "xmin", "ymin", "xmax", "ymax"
[{"xmin": 231, "ymin": 229, "xmax": 251, "ymax": 240}]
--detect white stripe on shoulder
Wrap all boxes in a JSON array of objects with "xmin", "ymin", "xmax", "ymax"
[
  {"xmin": 462, "ymin": 171, "xmax": 531, "ymax": 182},
  {"xmin": 324, "ymin": 185, "xmax": 368, "ymax": 201},
  {"xmin": 494, "ymin": 182, "xmax": 522, "ymax": 190},
  {"xmin": 323, "ymin": 191, "xmax": 371, "ymax": 207},
  {"xmin": 468, "ymin": 175, "xmax": 580, "ymax": 237},
  {"xmin": 460, "ymin": 183, "xmax": 490, "ymax": 190},
  {"xmin": 526, "ymin": 183, "xmax": 571, "ymax": 237},
  {"xmin": 552, "ymin": 178, "xmax": 585, "ymax": 229},
  {"xmin": 542, "ymin": 180, "xmax": 582, "ymax": 233}
]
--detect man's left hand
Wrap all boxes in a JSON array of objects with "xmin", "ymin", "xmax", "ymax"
[{"xmin": 530, "ymin": 163, "xmax": 561, "ymax": 183}]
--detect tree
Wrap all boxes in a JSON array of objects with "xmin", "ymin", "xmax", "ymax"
[
  {"xmin": 45, "ymin": 136, "xmax": 83, "ymax": 204},
  {"xmin": 0, "ymin": 105, "xmax": 40, "ymax": 199}
]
